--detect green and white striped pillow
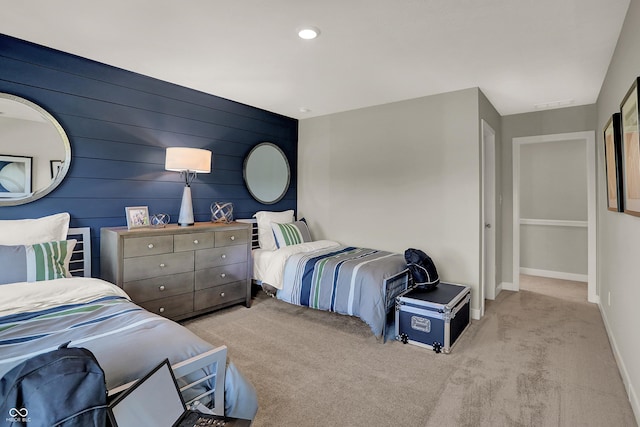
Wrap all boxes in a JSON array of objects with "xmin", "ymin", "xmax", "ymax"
[
  {"xmin": 0, "ymin": 239, "xmax": 76, "ymax": 284},
  {"xmin": 271, "ymin": 221, "xmax": 312, "ymax": 248}
]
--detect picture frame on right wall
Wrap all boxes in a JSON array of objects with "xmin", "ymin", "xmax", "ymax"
[
  {"xmin": 620, "ymin": 77, "xmax": 640, "ymax": 217},
  {"xmin": 604, "ymin": 113, "xmax": 624, "ymax": 212}
]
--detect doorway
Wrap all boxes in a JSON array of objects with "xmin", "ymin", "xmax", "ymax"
[{"xmin": 512, "ymin": 131, "xmax": 597, "ymax": 303}]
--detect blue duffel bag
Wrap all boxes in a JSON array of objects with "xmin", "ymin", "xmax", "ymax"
[{"xmin": 404, "ymin": 248, "xmax": 440, "ymax": 291}]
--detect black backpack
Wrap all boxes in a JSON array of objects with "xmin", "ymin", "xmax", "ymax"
[
  {"xmin": 404, "ymin": 248, "xmax": 440, "ymax": 290},
  {"xmin": 0, "ymin": 343, "xmax": 108, "ymax": 427}
]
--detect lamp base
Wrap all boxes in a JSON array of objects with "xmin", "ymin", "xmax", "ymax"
[{"xmin": 178, "ymin": 186, "xmax": 194, "ymax": 227}]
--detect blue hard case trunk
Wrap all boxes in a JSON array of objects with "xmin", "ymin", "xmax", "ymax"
[{"xmin": 395, "ymin": 282, "xmax": 471, "ymax": 353}]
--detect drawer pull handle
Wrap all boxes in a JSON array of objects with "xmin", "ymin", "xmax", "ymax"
[
  {"xmin": 159, "ymin": 285, "xmax": 165, "ymax": 291},
  {"xmin": 148, "ymin": 243, "xmax": 154, "ymax": 249},
  {"xmin": 220, "ymin": 292, "xmax": 225, "ymax": 297},
  {"xmin": 193, "ymin": 239, "xmax": 199, "ymax": 245},
  {"xmin": 230, "ymin": 236, "xmax": 235, "ymax": 241},
  {"xmin": 159, "ymin": 263, "xmax": 166, "ymax": 268},
  {"xmin": 220, "ymin": 273, "xmax": 226, "ymax": 278},
  {"xmin": 159, "ymin": 307, "xmax": 165, "ymax": 313},
  {"xmin": 221, "ymin": 254, "xmax": 227, "ymax": 259}
]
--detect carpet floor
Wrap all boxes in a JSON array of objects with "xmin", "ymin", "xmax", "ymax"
[{"xmin": 182, "ymin": 276, "xmax": 637, "ymax": 426}]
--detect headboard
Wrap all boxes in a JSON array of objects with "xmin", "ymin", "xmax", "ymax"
[
  {"xmin": 236, "ymin": 218, "xmax": 259, "ymax": 250},
  {"xmin": 67, "ymin": 227, "xmax": 91, "ymax": 278}
]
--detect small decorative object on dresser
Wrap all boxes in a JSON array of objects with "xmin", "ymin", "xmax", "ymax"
[
  {"xmin": 395, "ymin": 282, "xmax": 471, "ymax": 354},
  {"xmin": 210, "ymin": 201, "xmax": 234, "ymax": 223},
  {"xmin": 150, "ymin": 213, "xmax": 171, "ymax": 228},
  {"xmin": 100, "ymin": 221, "xmax": 251, "ymax": 320}
]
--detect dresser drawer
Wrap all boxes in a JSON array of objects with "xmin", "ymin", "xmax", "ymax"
[
  {"xmin": 194, "ymin": 281, "xmax": 246, "ymax": 311},
  {"xmin": 123, "ymin": 235, "xmax": 173, "ymax": 258},
  {"xmin": 194, "ymin": 245, "xmax": 248, "ymax": 270},
  {"xmin": 174, "ymin": 232, "xmax": 214, "ymax": 252},
  {"xmin": 215, "ymin": 229, "xmax": 249, "ymax": 247},
  {"xmin": 123, "ymin": 251, "xmax": 194, "ymax": 282},
  {"xmin": 123, "ymin": 271, "xmax": 194, "ymax": 303},
  {"xmin": 195, "ymin": 262, "xmax": 247, "ymax": 290},
  {"xmin": 138, "ymin": 294, "xmax": 194, "ymax": 319}
]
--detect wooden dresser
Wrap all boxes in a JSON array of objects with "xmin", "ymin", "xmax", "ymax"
[{"xmin": 100, "ymin": 222, "xmax": 251, "ymax": 321}]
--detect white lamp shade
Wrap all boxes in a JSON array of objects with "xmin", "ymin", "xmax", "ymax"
[{"xmin": 165, "ymin": 147, "xmax": 212, "ymax": 173}]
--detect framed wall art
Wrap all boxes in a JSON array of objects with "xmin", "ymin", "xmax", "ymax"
[
  {"xmin": 50, "ymin": 160, "xmax": 64, "ymax": 179},
  {"xmin": 0, "ymin": 155, "xmax": 33, "ymax": 198},
  {"xmin": 620, "ymin": 77, "xmax": 640, "ymax": 216},
  {"xmin": 604, "ymin": 113, "xmax": 624, "ymax": 212},
  {"xmin": 125, "ymin": 206, "xmax": 150, "ymax": 229}
]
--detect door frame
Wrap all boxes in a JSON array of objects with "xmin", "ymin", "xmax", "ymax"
[
  {"xmin": 480, "ymin": 120, "xmax": 497, "ymax": 318},
  {"xmin": 512, "ymin": 131, "xmax": 597, "ymax": 303}
]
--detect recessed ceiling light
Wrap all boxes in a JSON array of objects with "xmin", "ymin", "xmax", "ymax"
[
  {"xmin": 299, "ymin": 107, "xmax": 312, "ymax": 113},
  {"xmin": 298, "ymin": 27, "xmax": 320, "ymax": 40}
]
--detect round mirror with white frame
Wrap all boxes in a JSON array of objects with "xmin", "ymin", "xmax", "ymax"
[
  {"xmin": 243, "ymin": 142, "xmax": 290, "ymax": 205},
  {"xmin": 0, "ymin": 93, "xmax": 71, "ymax": 206}
]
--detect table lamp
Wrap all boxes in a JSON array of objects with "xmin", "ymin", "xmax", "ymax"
[{"xmin": 165, "ymin": 147, "xmax": 212, "ymax": 226}]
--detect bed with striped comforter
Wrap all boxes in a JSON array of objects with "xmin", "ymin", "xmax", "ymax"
[
  {"xmin": 0, "ymin": 277, "xmax": 257, "ymax": 419},
  {"xmin": 276, "ymin": 244, "xmax": 408, "ymax": 338}
]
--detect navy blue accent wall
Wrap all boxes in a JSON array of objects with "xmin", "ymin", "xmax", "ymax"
[{"xmin": 0, "ymin": 35, "xmax": 298, "ymax": 276}]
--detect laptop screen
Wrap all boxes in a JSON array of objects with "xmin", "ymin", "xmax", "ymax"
[{"xmin": 109, "ymin": 359, "xmax": 186, "ymax": 427}]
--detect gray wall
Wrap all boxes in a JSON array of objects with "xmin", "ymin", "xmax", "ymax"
[
  {"xmin": 298, "ymin": 88, "xmax": 498, "ymax": 317},
  {"xmin": 500, "ymin": 104, "xmax": 597, "ymax": 284},
  {"xmin": 519, "ymin": 140, "xmax": 588, "ymax": 276},
  {"xmin": 596, "ymin": 0, "xmax": 640, "ymax": 418}
]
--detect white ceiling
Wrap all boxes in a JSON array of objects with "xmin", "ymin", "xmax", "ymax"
[{"xmin": 0, "ymin": 0, "xmax": 631, "ymax": 119}]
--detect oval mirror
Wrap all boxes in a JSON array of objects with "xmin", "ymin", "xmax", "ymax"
[
  {"xmin": 243, "ymin": 142, "xmax": 290, "ymax": 204},
  {"xmin": 0, "ymin": 93, "xmax": 71, "ymax": 206}
]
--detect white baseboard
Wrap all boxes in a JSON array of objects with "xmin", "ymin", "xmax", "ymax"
[
  {"xmin": 501, "ymin": 281, "xmax": 517, "ymax": 291},
  {"xmin": 598, "ymin": 302, "xmax": 640, "ymax": 424},
  {"xmin": 470, "ymin": 308, "xmax": 481, "ymax": 320},
  {"xmin": 520, "ymin": 267, "xmax": 587, "ymax": 283}
]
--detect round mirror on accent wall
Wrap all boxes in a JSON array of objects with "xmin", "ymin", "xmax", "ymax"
[
  {"xmin": 0, "ymin": 93, "xmax": 71, "ymax": 206},
  {"xmin": 243, "ymin": 142, "xmax": 290, "ymax": 204}
]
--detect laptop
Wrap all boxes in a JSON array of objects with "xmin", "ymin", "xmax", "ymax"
[{"xmin": 108, "ymin": 359, "xmax": 251, "ymax": 427}]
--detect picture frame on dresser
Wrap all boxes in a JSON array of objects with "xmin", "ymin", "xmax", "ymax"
[
  {"xmin": 620, "ymin": 77, "xmax": 640, "ymax": 217},
  {"xmin": 125, "ymin": 206, "xmax": 151, "ymax": 229},
  {"xmin": 604, "ymin": 113, "xmax": 624, "ymax": 212}
]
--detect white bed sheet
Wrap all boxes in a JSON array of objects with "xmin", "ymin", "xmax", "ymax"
[
  {"xmin": 0, "ymin": 277, "xmax": 129, "ymax": 317},
  {"xmin": 252, "ymin": 240, "xmax": 340, "ymax": 289}
]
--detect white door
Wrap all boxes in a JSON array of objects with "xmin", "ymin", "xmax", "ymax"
[{"xmin": 481, "ymin": 120, "xmax": 497, "ymax": 316}]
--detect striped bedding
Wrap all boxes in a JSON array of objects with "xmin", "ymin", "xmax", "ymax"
[
  {"xmin": 277, "ymin": 245, "xmax": 407, "ymax": 337},
  {"xmin": 0, "ymin": 277, "xmax": 257, "ymax": 419}
]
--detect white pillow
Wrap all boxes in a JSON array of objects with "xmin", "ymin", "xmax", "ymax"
[
  {"xmin": 253, "ymin": 210, "xmax": 294, "ymax": 251},
  {"xmin": 0, "ymin": 212, "xmax": 70, "ymax": 245}
]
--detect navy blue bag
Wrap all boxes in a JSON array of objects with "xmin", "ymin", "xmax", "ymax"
[
  {"xmin": 404, "ymin": 248, "xmax": 440, "ymax": 290},
  {"xmin": 0, "ymin": 343, "xmax": 108, "ymax": 427}
]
